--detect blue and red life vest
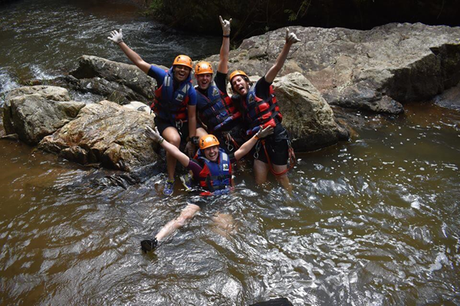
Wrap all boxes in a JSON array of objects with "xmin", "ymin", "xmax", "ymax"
[
  {"xmin": 241, "ymin": 85, "xmax": 283, "ymax": 135},
  {"xmin": 196, "ymin": 83, "xmax": 241, "ymax": 132},
  {"xmin": 151, "ymin": 68, "xmax": 192, "ymax": 122},
  {"xmin": 196, "ymin": 147, "xmax": 232, "ymax": 193}
]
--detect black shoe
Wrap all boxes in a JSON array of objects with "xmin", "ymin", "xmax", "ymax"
[{"xmin": 141, "ymin": 238, "xmax": 158, "ymax": 253}]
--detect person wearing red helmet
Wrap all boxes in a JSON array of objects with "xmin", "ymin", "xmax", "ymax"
[
  {"xmin": 108, "ymin": 29, "xmax": 197, "ymax": 196},
  {"xmin": 193, "ymin": 16, "xmax": 244, "ymax": 154},
  {"xmin": 228, "ymin": 28, "xmax": 301, "ymax": 192},
  {"xmin": 140, "ymin": 124, "xmax": 273, "ymax": 252}
]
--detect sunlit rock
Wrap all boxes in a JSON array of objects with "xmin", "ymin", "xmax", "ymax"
[
  {"xmin": 67, "ymin": 55, "xmax": 160, "ymax": 104},
  {"xmin": 39, "ymin": 100, "xmax": 158, "ymax": 171},
  {"xmin": 3, "ymin": 86, "xmax": 85, "ymax": 145},
  {"xmin": 123, "ymin": 101, "xmax": 151, "ymax": 114},
  {"xmin": 206, "ymin": 23, "xmax": 460, "ymax": 114},
  {"xmin": 273, "ymin": 72, "xmax": 349, "ymax": 151}
]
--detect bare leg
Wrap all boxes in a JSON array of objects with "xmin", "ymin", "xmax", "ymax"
[
  {"xmin": 211, "ymin": 213, "xmax": 236, "ymax": 238},
  {"xmin": 255, "ymin": 160, "xmax": 292, "ymax": 192},
  {"xmin": 254, "ymin": 159, "xmax": 270, "ymax": 185},
  {"xmin": 272, "ymin": 164, "xmax": 292, "ymax": 193},
  {"xmin": 155, "ymin": 203, "xmax": 201, "ymax": 242},
  {"xmin": 162, "ymin": 127, "xmax": 181, "ymax": 181}
]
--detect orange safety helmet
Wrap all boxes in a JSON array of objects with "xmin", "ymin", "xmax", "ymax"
[
  {"xmin": 229, "ymin": 70, "xmax": 248, "ymax": 82},
  {"xmin": 195, "ymin": 61, "xmax": 214, "ymax": 75},
  {"xmin": 199, "ymin": 134, "xmax": 220, "ymax": 150},
  {"xmin": 173, "ymin": 55, "xmax": 193, "ymax": 69}
]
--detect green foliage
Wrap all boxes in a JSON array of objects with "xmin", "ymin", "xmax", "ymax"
[
  {"xmin": 143, "ymin": 0, "xmax": 460, "ymax": 41},
  {"xmin": 145, "ymin": 0, "xmax": 163, "ymax": 16},
  {"xmin": 285, "ymin": 0, "xmax": 311, "ymax": 22}
]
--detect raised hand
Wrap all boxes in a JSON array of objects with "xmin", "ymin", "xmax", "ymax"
[
  {"xmin": 256, "ymin": 126, "xmax": 274, "ymax": 139},
  {"xmin": 219, "ymin": 15, "xmax": 232, "ymax": 36},
  {"xmin": 285, "ymin": 28, "xmax": 301, "ymax": 45},
  {"xmin": 108, "ymin": 29, "xmax": 123, "ymax": 44},
  {"xmin": 145, "ymin": 126, "xmax": 164, "ymax": 143}
]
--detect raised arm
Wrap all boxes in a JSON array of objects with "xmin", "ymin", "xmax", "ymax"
[
  {"xmin": 234, "ymin": 126, "xmax": 274, "ymax": 161},
  {"xmin": 108, "ymin": 29, "xmax": 151, "ymax": 74},
  {"xmin": 145, "ymin": 126, "xmax": 190, "ymax": 167},
  {"xmin": 217, "ymin": 16, "xmax": 232, "ymax": 74},
  {"xmin": 264, "ymin": 28, "xmax": 301, "ymax": 83}
]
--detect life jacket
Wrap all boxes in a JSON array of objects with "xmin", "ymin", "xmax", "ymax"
[
  {"xmin": 196, "ymin": 147, "xmax": 232, "ymax": 193},
  {"xmin": 151, "ymin": 67, "xmax": 192, "ymax": 122},
  {"xmin": 242, "ymin": 84, "xmax": 283, "ymax": 135},
  {"xmin": 196, "ymin": 83, "xmax": 241, "ymax": 132}
]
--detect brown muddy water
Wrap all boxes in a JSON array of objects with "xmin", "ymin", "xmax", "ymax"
[{"xmin": 1, "ymin": 0, "xmax": 460, "ymax": 305}]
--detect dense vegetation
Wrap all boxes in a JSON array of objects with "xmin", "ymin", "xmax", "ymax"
[{"xmin": 145, "ymin": 0, "xmax": 460, "ymax": 40}]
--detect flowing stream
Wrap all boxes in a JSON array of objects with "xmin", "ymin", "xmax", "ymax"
[{"xmin": 1, "ymin": 0, "xmax": 459, "ymax": 305}]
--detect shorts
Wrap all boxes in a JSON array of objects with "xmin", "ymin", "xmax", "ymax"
[
  {"xmin": 154, "ymin": 116, "xmax": 189, "ymax": 141},
  {"xmin": 254, "ymin": 136, "xmax": 289, "ymax": 165},
  {"xmin": 188, "ymin": 191, "xmax": 231, "ymax": 211}
]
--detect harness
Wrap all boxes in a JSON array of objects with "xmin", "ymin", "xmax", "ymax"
[
  {"xmin": 253, "ymin": 138, "xmax": 296, "ymax": 177},
  {"xmin": 196, "ymin": 148, "xmax": 233, "ymax": 194},
  {"xmin": 243, "ymin": 85, "xmax": 283, "ymax": 135},
  {"xmin": 196, "ymin": 83, "xmax": 241, "ymax": 132},
  {"xmin": 151, "ymin": 69, "xmax": 191, "ymax": 123},
  {"xmin": 222, "ymin": 132, "xmax": 240, "ymax": 153}
]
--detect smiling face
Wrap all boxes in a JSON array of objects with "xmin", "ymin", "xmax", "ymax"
[
  {"xmin": 173, "ymin": 65, "xmax": 191, "ymax": 82},
  {"xmin": 203, "ymin": 145, "xmax": 219, "ymax": 162},
  {"xmin": 231, "ymin": 75, "xmax": 249, "ymax": 96},
  {"xmin": 196, "ymin": 73, "xmax": 212, "ymax": 90}
]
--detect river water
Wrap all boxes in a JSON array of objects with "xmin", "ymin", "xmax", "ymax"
[{"xmin": 1, "ymin": 0, "xmax": 460, "ymax": 305}]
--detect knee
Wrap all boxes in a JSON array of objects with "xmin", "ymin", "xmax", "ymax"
[
  {"xmin": 164, "ymin": 130, "xmax": 181, "ymax": 147},
  {"xmin": 168, "ymin": 134, "xmax": 181, "ymax": 147}
]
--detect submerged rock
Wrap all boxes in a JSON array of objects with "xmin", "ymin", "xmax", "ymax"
[{"xmin": 433, "ymin": 81, "xmax": 460, "ymax": 111}]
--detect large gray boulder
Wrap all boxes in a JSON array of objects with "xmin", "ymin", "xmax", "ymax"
[
  {"xmin": 65, "ymin": 55, "xmax": 161, "ymax": 104},
  {"xmin": 273, "ymin": 72, "xmax": 349, "ymax": 151},
  {"xmin": 3, "ymin": 86, "xmax": 85, "ymax": 145},
  {"xmin": 205, "ymin": 23, "xmax": 460, "ymax": 114},
  {"xmin": 38, "ymin": 100, "xmax": 158, "ymax": 171}
]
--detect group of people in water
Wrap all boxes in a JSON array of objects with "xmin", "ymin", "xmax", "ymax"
[{"xmin": 108, "ymin": 16, "xmax": 301, "ymax": 252}]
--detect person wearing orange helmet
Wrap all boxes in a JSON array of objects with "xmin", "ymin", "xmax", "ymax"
[
  {"xmin": 192, "ymin": 16, "xmax": 244, "ymax": 154},
  {"xmin": 228, "ymin": 28, "xmax": 301, "ymax": 192},
  {"xmin": 108, "ymin": 29, "xmax": 197, "ymax": 196},
  {"xmin": 140, "ymin": 124, "xmax": 273, "ymax": 252}
]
